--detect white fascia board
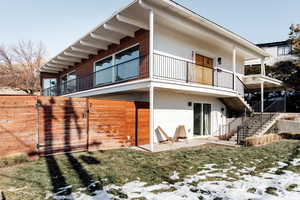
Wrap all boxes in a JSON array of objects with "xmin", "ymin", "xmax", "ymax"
[
  {"xmin": 245, "ymin": 74, "xmax": 282, "ymax": 86},
  {"xmin": 104, "ymin": 23, "xmax": 135, "ymax": 37},
  {"xmin": 71, "ymin": 47, "xmax": 98, "ymax": 55},
  {"xmin": 62, "ymin": 79, "xmax": 151, "ymax": 98},
  {"xmin": 80, "ymin": 40, "xmax": 108, "ymax": 50},
  {"xmin": 150, "ymin": 78, "xmax": 237, "ymax": 98},
  {"xmin": 116, "ymin": 14, "xmax": 149, "ymax": 30},
  {"xmin": 90, "ymin": 33, "xmax": 120, "ymax": 44}
]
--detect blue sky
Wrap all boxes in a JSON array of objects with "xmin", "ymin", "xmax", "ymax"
[{"xmin": 1, "ymin": 0, "xmax": 299, "ymax": 58}]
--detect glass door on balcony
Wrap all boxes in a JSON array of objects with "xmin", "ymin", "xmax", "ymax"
[
  {"xmin": 193, "ymin": 103, "xmax": 211, "ymax": 136},
  {"xmin": 94, "ymin": 56, "xmax": 113, "ymax": 86},
  {"xmin": 191, "ymin": 54, "xmax": 213, "ymax": 86},
  {"xmin": 115, "ymin": 45, "xmax": 139, "ymax": 81}
]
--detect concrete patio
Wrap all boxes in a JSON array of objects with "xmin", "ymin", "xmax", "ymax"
[{"xmin": 131, "ymin": 137, "xmax": 238, "ymax": 152}]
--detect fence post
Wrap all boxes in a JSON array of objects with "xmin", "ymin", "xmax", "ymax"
[
  {"xmin": 35, "ymin": 96, "xmax": 41, "ymax": 154},
  {"xmin": 86, "ymin": 98, "xmax": 90, "ymax": 151}
]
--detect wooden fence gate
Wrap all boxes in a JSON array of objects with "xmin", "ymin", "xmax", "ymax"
[{"xmin": 0, "ymin": 96, "xmax": 149, "ymax": 158}]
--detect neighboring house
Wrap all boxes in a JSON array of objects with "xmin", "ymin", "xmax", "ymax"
[
  {"xmin": 39, "ymin": 0, "xmax": 283, "ymax": 150},
  {"xmin": 245, "ymin": 40, "xmax": 296, "ymax": 67}
]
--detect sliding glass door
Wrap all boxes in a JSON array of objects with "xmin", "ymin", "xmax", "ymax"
[{"xmin": 193, "ymin": 103, "xmax": 211, "ymax": 136}]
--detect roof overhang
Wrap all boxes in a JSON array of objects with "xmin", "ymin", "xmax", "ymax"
[
  {"xmin": 40, "ymin": 0, "xmax": 269, "ymax": 73},
  {"xmin": 243, "ymin": 74, "xmax": 284, "ymax": 91},
  {"xmin": 40, "ymin": 0, "xmax": 148, "ymax": 73},
  {"xmin": 146, "ymin": 0, "xmax": 269, "ymax": 58}
]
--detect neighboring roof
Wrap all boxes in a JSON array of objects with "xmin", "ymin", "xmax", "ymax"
[
  {"xmin": 257, "ymin": 40, "xmax": 291, "ymax": 48},
  {"xmin": 40, "ymin": 0, "xmax": 269, "ymax": 73}
]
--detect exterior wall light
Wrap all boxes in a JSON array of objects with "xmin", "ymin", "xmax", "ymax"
[{"xmin": 218, "ymin": 57, "xmax": 222, "ymax": 65}]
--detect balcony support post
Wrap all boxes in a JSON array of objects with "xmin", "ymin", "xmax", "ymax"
[
  {"xmin": 261, "ymin": 57, "xmax": 266, "ymax": 76},
  {"xmin": 232, "ymin": 46, "xmax": 237, "ymax": 91},
  {"xmin": 149, "ymin": 9, "xmax": 154, "ymax": 80},
  {"xmin": 149, "ymin": 86, "xmax": 154, "ymax": 152},
  {"xmin": 261, "ymin": 81, "xmax": 264, "ymax": 113}
]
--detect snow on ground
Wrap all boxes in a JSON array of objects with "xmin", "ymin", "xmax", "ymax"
[{"xmin": 47, "ymin": 159, "xmax": 300, "ymax": 200}]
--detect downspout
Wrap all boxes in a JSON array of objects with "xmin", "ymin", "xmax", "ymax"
[{"xmin": 139, "ymin": 0, "xmax": 155, "ymax": 152}]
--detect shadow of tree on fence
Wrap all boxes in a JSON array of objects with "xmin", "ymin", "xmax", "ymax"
[
  {"xmin": 38, "ymin": 97, "xmax": 68, "ymax": 194},
  {"xmin": 38, "ymin": 97, "xmax": 102, "ymax": 195},
  {"xmin": 62, "ymin": 98, "xmax": 101, "ymax": 192}
]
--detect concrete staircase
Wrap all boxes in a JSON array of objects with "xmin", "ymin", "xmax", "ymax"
[
  {"xmin": 220, "ymin": 93, "xmax": 283, "ymax": 144},
  {"xmin": 229, "ymin": 113, "xmax": 281, "ymax": 143}
]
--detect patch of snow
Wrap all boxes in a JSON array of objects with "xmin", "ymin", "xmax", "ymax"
[
  {"xmin": 277, "ymin": 162, "xmax": 288, "ymax": 168},
  {"xmin": 47, "ymin": 159, "xmax": 300, "ymax": 200},
  {"xmin": 170, "ymin": 171, "xmax": 180, "ymax": 180},
  {"xmin": 291, "ymin": 158, "xmax": 300, "ymax": 166}
]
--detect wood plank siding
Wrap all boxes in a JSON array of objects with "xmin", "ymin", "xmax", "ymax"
[{"xmin": 0, "ymin": 96, "xmax": 149, "ymax": 158}]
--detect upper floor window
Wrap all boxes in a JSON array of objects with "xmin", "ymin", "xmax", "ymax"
[
  {"xmin": 60, "ymin": 71, "xmax": 77, "ymax": 94},
  {"xmin": 93, "ymin": 45, "xmax": 140, "ymax": 85},
  {"xmin": 115, "ymin": 45, "xmax": 139, "ymax": 64},
  {"xmin": 43, "ymin": 78, "xmax": 57, "ymax": 89},
  {"xmin": 115, "ymin": 45, "xmax": 140, "ymax": 81},
  {"xmin": 277, "ymin": 45, "xmax": 291, "ymax": 56},
  {"xmin": 95, "ymin": 56, "xmax": 113, "ymax": 72},
  {"xmin": 42, "ymin": 78, "xmax": 57, "ymax": 96},
  {"xmin": 94, "ymin": 56, "xmax": 113, "ymax": 85}
]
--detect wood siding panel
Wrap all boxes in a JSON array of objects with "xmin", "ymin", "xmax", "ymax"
[
  {"xmin": 135, "ymin": 102, "xmax": 149, "ymax": 146},
  {"xmin": 0, "ymin": 96, "xmax": 149, "ymax": 158}
]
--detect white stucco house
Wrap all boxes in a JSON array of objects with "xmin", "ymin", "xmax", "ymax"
[{"xmin": 39, "ymin": 0, "xmax": 283, "ymax": 151}]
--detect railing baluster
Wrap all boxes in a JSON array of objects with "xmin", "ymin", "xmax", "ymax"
[{"xmin": 186, "ymin": 62, "xmax": 189, "ymax": 83}]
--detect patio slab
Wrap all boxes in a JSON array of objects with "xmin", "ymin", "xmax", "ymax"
[{"xmin": 131, "ymin": 137, "xmax": 238, "ymax": 152}]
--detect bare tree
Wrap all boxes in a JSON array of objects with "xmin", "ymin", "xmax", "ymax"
[{"xmin": 0, "ymin": 40, "xmax": 46, "ymax": 94}]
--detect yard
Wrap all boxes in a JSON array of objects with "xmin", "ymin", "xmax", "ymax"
[{"xmin": 0, "ymin": 141, "xmax": 300, "ymax": 200}]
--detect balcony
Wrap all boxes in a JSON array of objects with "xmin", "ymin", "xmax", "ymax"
[
  {"xmin": 42, "ymin": 55, "xmax": 149, "ymax": 96},
  {"xmin": 42, "ymin": 53, "xmax": 235, "ymax": 96},
  {"xmin": 153, "ymin": 53, "xmax": 234, "ymax": 90}
]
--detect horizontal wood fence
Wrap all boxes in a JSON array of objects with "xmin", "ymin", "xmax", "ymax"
[{"xmin": 0, "ymin": 96, "xmax": 149, "ymax": 158}]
